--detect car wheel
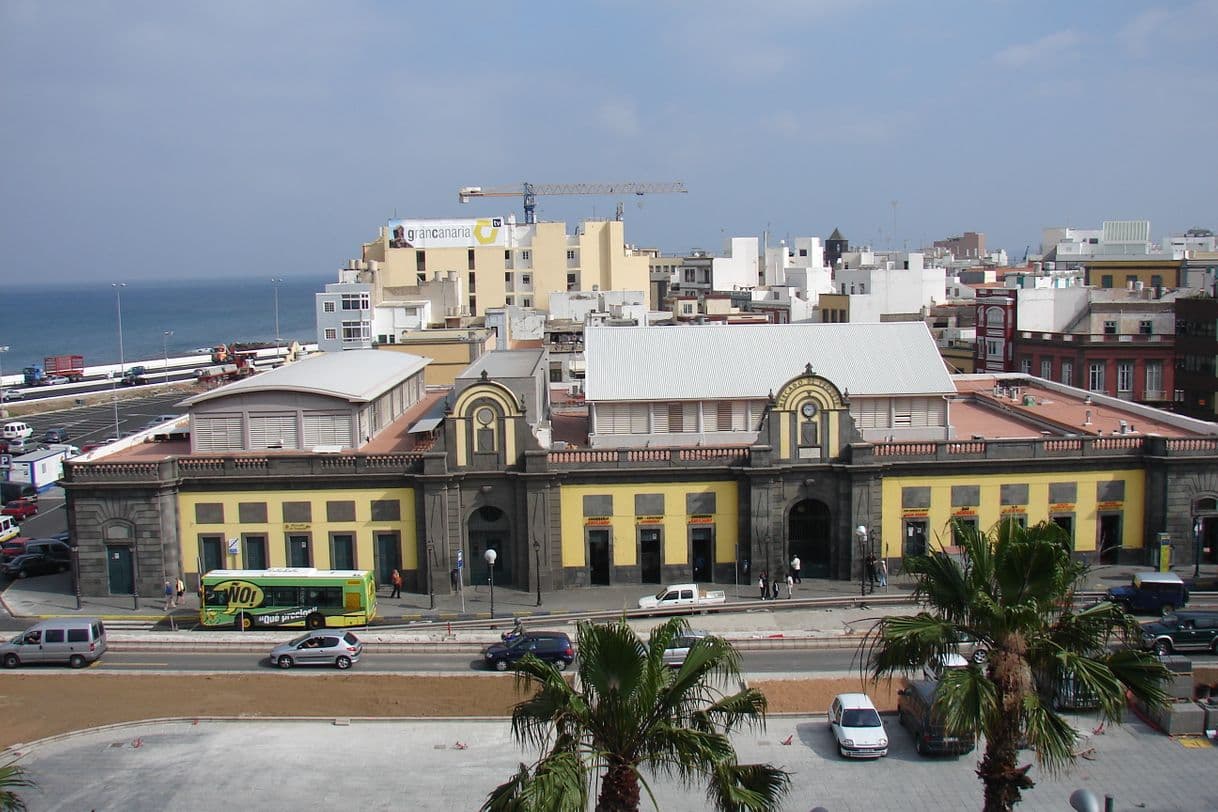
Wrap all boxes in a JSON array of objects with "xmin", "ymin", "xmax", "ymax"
[
  {"xmin": 494, "ymin": 659, "xmax": 509, "ymax": 672},
  {"xmin": 277, "ymin": 655, "xmax": 294, "ymax": 669},
  {"xmin": 305, "ymin": 613, "xmax": 325, "ymax": 630},
  {"xmin": 1160, "ymin": 604, "xmax": 1175, "ymax": 616},
  {"xmin": 335, "ymin": 656, "xmax": 352, "ymax": 670},
  {"xmin": 1154, "ymin": 639, "xmax": 1172, "ymax": 655},
  {"xmin": 2, "ymin": 653, "xmax": 19, "ymax": 668},
  {"xmin": 69, "ymin": 654, "xmax": 86, "ymax": 669},
  {"xmin": 971, "ymin": 649, "xmax": 988, "ymax": 664},
  {"xmin": 555, "ymin": 659, "xmax": 569, "ymax": 672}
]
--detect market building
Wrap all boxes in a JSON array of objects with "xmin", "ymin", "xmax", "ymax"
[{"xmin": 63, "ymin": 323, "xmax": 1218, "ymax": 603}]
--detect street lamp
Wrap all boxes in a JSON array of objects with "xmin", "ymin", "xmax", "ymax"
[
  {"xmin": 0, "ymin": 345, "xmax": 9, "ymax": 391},
  {"xmin": 271, "ymin": 277, "xmax": 284, "ymax": 360},
  {"xmin": 112, "ymin": 283, "xmax": 126, "ymax": 379},
  {"xmin": 533, "ymin": 540, "xmax": 542, "ymax": 607},
  {"xmin": 162, "ymin": 330, "xmax": 173, "ymax": 383},
  {"xmin": 484, "ymin": 548, "xmax": 498, "ymax": 618},
  {"xmin": 856, "ymin": 525, "xmax": 868, "ymax": 598},
  {"xmin": 1194, "ymin": 517, "xmax": 1203, "ymax": 579},
  {"xmin": 427, "ymin": 542, "xmax": 436, "ymax": 610}
]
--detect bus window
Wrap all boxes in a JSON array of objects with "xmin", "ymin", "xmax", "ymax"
[
  {"xmin": 203, "ymin": 586, "xmax": 230, "ymax": 607},
  {"xmin": 267, "ymin": 586, "xmax": 299, "ymax": 606}
]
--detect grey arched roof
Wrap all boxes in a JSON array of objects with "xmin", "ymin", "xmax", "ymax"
[{"xmin": 180, "ymin": 350, "xmax": 430, "ymax": 407}]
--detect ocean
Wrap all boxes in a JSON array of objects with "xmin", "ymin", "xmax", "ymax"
[{"xmin": 2, "ymin": 274, "xmax": 331, "ymax": 373}]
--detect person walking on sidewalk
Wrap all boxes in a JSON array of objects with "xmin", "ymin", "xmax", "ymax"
[
  {"xmin": 877, "ymin": 558, "xmax": 888, "ymax": 589},
  {"xmin": 175, "ymin": 576, "xmax": 185, "ymax": 607},
  {"xmin": 390, "ymin": 568, "xmax": 403, "ymax": 599},
  {"xmin": 162, "ymin": 579, "xmax": 174, "ymax": 612},
  {"xmin": 759, "ymin": 571, "xmax": 769, "ymax": 600},
  {"xmin": 791, "ymin": 555, "xmax": 801, "ymax": 584},
  {"xmin": 786, "ymin": 571, "xmax": 794, "ymax": 599}
]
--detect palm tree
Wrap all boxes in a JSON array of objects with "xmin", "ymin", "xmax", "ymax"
[
  {"xmin": 867, "ymin": 518, "xmax": 1171, "ymax": 812},
  {"xmin": 482, "ymin": 617, "xmax": 791, "ymax": 812},
  {"xmin": 0, "ymin": 758, "xmax": 35, "ymax": 812}
]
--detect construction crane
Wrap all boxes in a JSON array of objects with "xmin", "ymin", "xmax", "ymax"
[{"xmin": 458, "ymin": 181, "xmax": 687, "ymax": 224}]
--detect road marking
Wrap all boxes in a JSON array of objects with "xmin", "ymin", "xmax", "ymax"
[
  {"xmin": 100, "ymin": 662, "xmax": 172, "ymax": 668},
  {"xmin": 1177, "ymin": 736, "xmax": 1212, "ymax": 749}
]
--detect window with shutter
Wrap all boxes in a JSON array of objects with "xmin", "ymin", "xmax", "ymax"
[
  {"xmin": 630, "ymin": 404, "xmax": 649, "ymax": 434},
  {"xmin": 249, "ymin": 415, "xmax": 299, "ymax": 449},
  {"xmin": 194, "ymin": 416, "xmax": 243, "ymax": 451},
  {"xmin": 717, "ymin": 402, "xmax": 732, "ymax": 431},
  {"xmin": 667, "ymin": 403, "xmax": 683, "ymax": 433},
  {"xmin": 303, "ymin": 414, "xmax": 353, "ymax": 447}
]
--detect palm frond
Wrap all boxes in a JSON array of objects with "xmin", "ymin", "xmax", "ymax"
[
  {"xmin": 1020, "ymin": 691, "xmax": 1079, "ymax": 774},
  {"xmin": 704, "ymin": 761, "xmax": 793, "ymax": 812},
  {"xmin": 481, "ymin": 752, "xmax": 589, "ymax": 812}
]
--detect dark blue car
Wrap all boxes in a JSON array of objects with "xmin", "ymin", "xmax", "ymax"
[{"xmin": 1106, "ymin": 572, "xmax": 1188, "ymax": 615}]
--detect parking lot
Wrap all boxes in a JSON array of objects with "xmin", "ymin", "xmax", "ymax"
[
  {"xmin": 2, "ymin": 390, "xmax": 188, "ymax": 454},
  {"xmin": 12, "ymin": 710, "xmax": 1215, "ymax": 811}
]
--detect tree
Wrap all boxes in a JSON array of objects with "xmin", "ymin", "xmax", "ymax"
[
  {"xmin": 0, "ymin": 757, "xmax": 35, "ymax": 812},
  {"xmin": 867, "ymin": 519, "xmax": 1170, "ymax": 812},
  {"xmin": 482, "ymin": 617, "xmax": 791, "ymax": 812}
]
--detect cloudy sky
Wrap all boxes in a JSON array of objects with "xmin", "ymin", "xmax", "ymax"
[{"xmin": 2, "ymin": 0, "xmax": 1215, "ymax": 283}]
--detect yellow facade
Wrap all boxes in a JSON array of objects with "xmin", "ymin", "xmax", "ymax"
[
  {"xmin": 879, "ymin": 469, "xmax": 1146, "ymax": 556},
  {"xmin": 558, "ymin": 481, "xmax": 739, "ymax": 567},
  {"xmin": 363, "ymin": 220, "xmax": 651, "ymax": 314},
  {"xmin": 178, "ymin": 487, "xmax": 417, "ymax": 571}
]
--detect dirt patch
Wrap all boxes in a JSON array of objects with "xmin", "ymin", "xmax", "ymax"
[{"xmin": 0, "ymin": 673, "xmax": 886, "ymax": 749}]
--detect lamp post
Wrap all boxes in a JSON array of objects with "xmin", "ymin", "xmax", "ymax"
[
  {"xmin": 72, "ymin": 543, "xmax": 82, "ymax": 611},
  {"xmin": 0, "ymin": 345, "xmax": 8, "ymax": 391},
  {"xmin": 533, "ymin": 540, "xmax": 542, "ymax": 607},
  {"xmin": 856, "ymin": 525, "xmax": 868, "ymax": 598},
  {"xmin": 162, "ymin": 330, "xmax": 173, "ymax": 383},
  {"xmin": 427, "ymin": 542, "xmax": 436, "ymax": 610},
  {"xmin": 271, "ymin": 277, "xmax": 284, "ymax": 361},
  {"xmin": 1194, "ymin": 517, "xmax": 1203, "ymax": 579},
  {"xmin": 484, "ymin": 548, "xmax": 497, "ymax": 618},
  {"xmin": 112, "ymin": 283, "xmax": 126, "ymax": 378}
]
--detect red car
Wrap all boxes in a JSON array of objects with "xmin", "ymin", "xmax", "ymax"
[{"xmin": 1, "ymin": 498, "xmax": 38, "ymax": 520}]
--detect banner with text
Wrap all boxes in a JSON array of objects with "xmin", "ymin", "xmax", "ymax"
[{"xmin": 388, "ymin": 218, "xmax": 505, "ymax": 249}]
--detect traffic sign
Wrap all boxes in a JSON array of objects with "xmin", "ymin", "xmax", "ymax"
[{"xmin": 456, "ymin": 549, "xmax": 464, "ymax": 569}]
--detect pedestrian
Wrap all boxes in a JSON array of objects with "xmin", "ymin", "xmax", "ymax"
[
  {"xmin": 162, "ymin": 579, "xmax": 174, "ymax": 612},
  {"xmin": 877, "ymin": 558, "xmax": 888, "ymax": 589},
  {"xmin": 450, "ymin": 568, "xmax": 459, "ymax": 590},
  {"xmin": 390, "ymin": 568, "xmax": 403, "ymax": 599},
  {"xmin": 759, "ymin": 571, "xmax": 768, "ymax": 600},
  {"xmin": 791, "ymin": 555, "xmax": 801, "ymax": 584},
  {"xmin": 772, "ymin": 579, "xmax": 781, "ymax": 600},
  {"xmin": 786, "ymin": 571, "xmax": 794, "ymax": 599},
  {"xmin": 175, "ymin": 576, "xmax": 185, "ymax": 607}
]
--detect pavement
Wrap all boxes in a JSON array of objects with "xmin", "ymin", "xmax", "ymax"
[{"xmin": 8, "ymin": 710, "xmax": 1216, "ymax": 811}]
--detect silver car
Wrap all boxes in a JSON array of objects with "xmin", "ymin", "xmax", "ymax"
[
  {"xmin": 662, "ymin": 630, "xmax": 713, "ymax": 667},
  {"xmin": 269, "ymin": 630, "xmax": 362, "ymax": 670}
]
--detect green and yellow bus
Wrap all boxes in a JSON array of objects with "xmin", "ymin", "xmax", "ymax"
[{"xmin": 199, "ymin": 568, "xmax": 377, "ymax": 630}]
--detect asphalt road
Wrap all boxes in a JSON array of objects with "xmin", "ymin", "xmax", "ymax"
[
  {"xmin": 4, "ymin": 390, "xmax": 190, "ymax": 450},
  {"xmin": 16, "ymin": 646, "xmax": 1218, "ymax": 675}
]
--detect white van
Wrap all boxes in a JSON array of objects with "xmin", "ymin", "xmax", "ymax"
[
  {"xmin": 2, "ymin": 422, "xmax": 32, "ymax": 441},
  {"xmin": 0, "ymin": 618, "xmax": 108, "ymax": 668},
  {"xmin": 0, "ymin": 516, "xmax": 18, "ymax": 544}
]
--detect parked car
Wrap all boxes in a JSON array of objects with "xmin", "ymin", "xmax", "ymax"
[
  {"xmin": 922, "ymin": 652, "xmax": 969, "ymax": 682},
  {"xmin": 1, "ymin": 422, "xmax": 32, "ymax": 440},
  {"xmin": 828, "ymin": 693, "xmax": 889, "ymax": 758},
  {"xmin": 0, "ymin": 618, "xmax": 108, "ymax": 669},
  {"xmin": 0, "ymin": 516, "xmax": 21, "ymax": 544},
  {"xmin": 6, "ymin": 437, "xmax": 27, "ymax": 454},
  {"xmin": 1, "ymin": 537, "xmax": 32, "ymax": 562},
  {"xmin": 952, "ymin": 631, "xmax": 989, "ymax": 664},
  {"xmin": 1106, "ymin": 571, "xmax": 1189, "ymax": 616},
  {"xmin": 1140, "ymin": 611, "xmax": 1218, "ymax": 655},
  {"xmin": 142, "ymin": 414, "xmax": 181, "ymax": 430},
  {"xmin": 2, "ymin": 552, "xmax": 67, "ymax": 579},
  {"xmin": 269, "ymin": 630, "xmax": 363, "ymax": 670},
  {"xmin": 42, "ymin": 427, "xmax": 69, "ymax": 444},
  {"xmin": 24, "ymin": 539, "xmax": 71, "ymax": 563},
  {"xmin": 661, "ymin": 630, "xmax": 714, "ymax": 667},
  {"xmin": 482, "ymin": 631, "xmax": 574, "ymax": 672},
  {"xmin": 897, "ymin": 680, "xmax": 976, "ymax": 756},
  {"xmin": 1, "ymin": 498, "xmax": 39, "ymax": 520}
]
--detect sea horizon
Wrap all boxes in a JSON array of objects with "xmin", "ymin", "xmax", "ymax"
[{"xmin": 2, "ymin": 273, "xmax": 333, "ymax": 373}]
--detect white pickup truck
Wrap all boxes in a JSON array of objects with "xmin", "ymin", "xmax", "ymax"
[{"xmin": 638, "ymin": 583, "xmax": 727, "ymax": 610}]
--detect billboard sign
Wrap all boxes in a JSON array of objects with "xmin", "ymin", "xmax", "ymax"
[{"xmin": 388, "ymin": 218, "xmax": 505, "ymax": 249}]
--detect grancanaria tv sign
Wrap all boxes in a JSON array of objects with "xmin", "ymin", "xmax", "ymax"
[{"xmin": 388, "ymin": 217, "xmax": 505, "ymax": 249}]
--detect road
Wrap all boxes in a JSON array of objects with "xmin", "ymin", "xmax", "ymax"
[
  {"xmin": 3, "ymin": 390, "xmax": 190, "ymax": 450},
  {"xmin": 40, "ymin": 646, "xmax": 1218, "ymax": 675}
]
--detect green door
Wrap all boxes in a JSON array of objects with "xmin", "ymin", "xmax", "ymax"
[{"xmin": 106, "ymin": 545, "xmax": 134, "ymax": 595}]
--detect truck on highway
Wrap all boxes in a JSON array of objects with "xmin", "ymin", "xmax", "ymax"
[
  {"xmin": 637, "ymin": 583, "xmax": 727, "ymax": 611},
  {"xmin": 23, "ymin": 354, "xmax": 85, "ymax": 386},
  {"xmin": 121, "ymin": 365, "xmax": 149, "ymax": 386}
]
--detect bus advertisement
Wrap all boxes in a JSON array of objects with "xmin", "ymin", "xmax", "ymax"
[{"xmin": 200, "ymin": 568, "xmax": 377, "ymax": 630}]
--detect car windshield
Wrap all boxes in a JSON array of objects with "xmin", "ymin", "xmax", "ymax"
[{"xmin": 842, "ymin": 708, "xmax": 882, "ymax": 727}]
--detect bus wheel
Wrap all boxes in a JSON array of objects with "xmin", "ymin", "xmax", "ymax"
[{"xmin": 306, "ymin": 613, "xmax": 325, "ymax": 630}]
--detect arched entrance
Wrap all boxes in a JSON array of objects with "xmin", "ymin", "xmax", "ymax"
[
  {"xmin": 468, "ymin": 505, "xmax": 514, "ymax": 587},
  {"xmin": 789, "ymin": 499, "xmax": 832, "ymax": 579},
  {"xmin": 1193, "ymin": 497, "xmax": 1218, "ymax": 565}
]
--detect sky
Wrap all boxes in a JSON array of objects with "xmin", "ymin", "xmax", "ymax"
[{"xmin": 2, "ymin": 0, "xmax": 1216, "ymax": 284}]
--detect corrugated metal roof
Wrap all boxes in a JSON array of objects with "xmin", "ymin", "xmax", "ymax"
[
  {"xmin": 181, "ymin": 350, "xmax": 431, "ymax": 406},
  {"xmin": 583, "ymin": 323, "xmax": 954, "ymax": 401}
]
